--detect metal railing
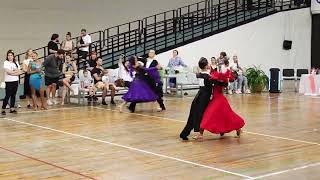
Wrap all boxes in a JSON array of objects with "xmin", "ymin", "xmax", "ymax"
[{"xmin": 14, "ymin": 0, "xmax": 309, "ymax": 75}]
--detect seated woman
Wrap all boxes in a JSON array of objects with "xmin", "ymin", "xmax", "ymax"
[
  {"xmin": 102, "ymin": 69, "xmax": 117, "ymax": 102},
  {"xmin": 28, "ymin": 52, "xmax": 47, "ymax": 110},
  {"xmin": 61, "ymin": 53, "xmax": 78, "ymax": 105},
  {"xmin": 61, "ymin": 32, "xmax": 76, "ymax": 55},
  {"xmin": 118, "ymin": 55, "xmax": 133, "ymax": 88},
  {"xmin": 167, "ymin": 50, "xmax": 187, "ymax": 94}
]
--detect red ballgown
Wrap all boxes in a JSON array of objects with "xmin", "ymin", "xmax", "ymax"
[{"xmin": 200, "ymin": 69, "xmax": 245, "ymax": 134}]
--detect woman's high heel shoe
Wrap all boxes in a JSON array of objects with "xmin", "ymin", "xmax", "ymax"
[
  {"xmin": 192, "ymin": 134, "xmax": 203, "ymax": 140},
  {"xmin": 236, "ymin": 129, "xmax": 242, "ymax": 137}
]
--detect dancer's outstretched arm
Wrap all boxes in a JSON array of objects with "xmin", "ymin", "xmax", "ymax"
[{"xmin": 211, "ymin": 79, "xmax": 228, "ymax": 87}]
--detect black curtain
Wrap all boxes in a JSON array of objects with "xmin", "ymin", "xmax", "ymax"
[{"xmin": 311, "ymin": 14, "xmax": 320, "ymax": 68}]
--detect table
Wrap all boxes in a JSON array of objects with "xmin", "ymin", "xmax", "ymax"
[{"xmin": 298, "ymin": 74, "xmax": 320, "ymax": 96}]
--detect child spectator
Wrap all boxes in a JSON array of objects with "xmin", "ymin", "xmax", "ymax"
[{"xmin": 80, "ymin": 70, "xmax": 97, "ymax": 103}]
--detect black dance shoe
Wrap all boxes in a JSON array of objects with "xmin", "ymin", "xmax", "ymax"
[
  {"xmin": 102, "ymin": 100, "xmax": 108, "ymax": 106},
  {"xmin": 127, "ymin": 106, "xmax": 135, "ymax": 113},
  {"xmin": 9, "ymin": 109, "xmax": 17, "ymax": 114},
  {"xmin": 180, "ymin": 134, "xmax": 189, "ymax": 141}
]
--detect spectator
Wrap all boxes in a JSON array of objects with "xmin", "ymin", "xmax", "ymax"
[
  {"xmin": 43, "ymin": 49, "xmax": 65, "ymax": 106},
  {"xmin": 28, "ymin": 52, "xmax": 47, "ymax": 110},
  {"xmin": 22, "ymin": 48, "xmax": 34, "ymax": 108},
  {"xmin": 4, "ymin": 49, "xmax": 21, "ymax": 109},
  {"xmin": 61, "ymin": 32, "xmax": 75, "ymax": 54},
  {"xmin": 219, "ymin": 58, "xmax": 233, "ymax": 94},
  {"xmin": 48, "ymin": 34, "xmax": 59, "ymax": 55},
  {"xmin": 2, "ymin": 50, "xmax": 22, "ymax": 115},
  {"xmin": 217, "ymin": 51, "xmax": 228, "ymax": 71},
  {"xmin": 167, "ymin": 50, "xmax": 187, "ymax": 68},
  {"xmin": 87, "ymin": 51, "xmax": 98, "ymax": 70},
  {"xmin": 230, "ymin": 55, "xmax": 251, "ymax": 94},
  {"xmin": 91, "ymin": 58, "xmax": 115, "ymax": 105},
  {"xmin": 118, "ymin": 55, "xmax": 133, "ymax": 88},
  {"xmin": 167, "ymin": 50, "xmax": 187, "ymax": 93},
  {"xmin": 102, "ymin": 69, "xmax": 117, "ymax": 104},
  {"xmin": 211, "ymin": 57, "xmax": 218, "ymax": 69},
  {"xmin": 80, "ymin": 69, "xmax": 97, "ymax": 104},
  {"xmin": 61, "ymin": 53, "xmax": 77, "ymax": 105},
  {"xmin": 77, "ymin": 29, "xmax": 92, "ymax": 61}
]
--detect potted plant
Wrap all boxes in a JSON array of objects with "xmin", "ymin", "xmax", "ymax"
[{"xmin": 245, "ymin": 66, "xmax": 269, "ymax": 93}]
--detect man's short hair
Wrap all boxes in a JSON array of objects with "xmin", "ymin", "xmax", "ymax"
[
  {"xmin": 198, "ymin": 57, "xmax": 208, "ymax": 70},
  {"xmin": 57, "ymin": 49, "xmax": 65, "ymax": 55}
]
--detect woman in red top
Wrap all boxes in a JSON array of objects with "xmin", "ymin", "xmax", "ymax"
[{"xmin": 198, "ymin": 59, "xmax": 245, "ymax": 139}]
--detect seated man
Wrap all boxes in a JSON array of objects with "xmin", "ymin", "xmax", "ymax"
[{"xmin": 91, "ymin": 58, "xmax": 116, "ymax": 105}]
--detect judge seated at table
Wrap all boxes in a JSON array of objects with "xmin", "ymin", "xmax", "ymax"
[{"xmin": 166, "ymin": 50, "xmax": 187, "ymax": 94}]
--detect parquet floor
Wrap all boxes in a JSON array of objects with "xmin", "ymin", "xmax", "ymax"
[{"xmin": 0, "ymin": 92, "xmax": 319, "ymax": 180}]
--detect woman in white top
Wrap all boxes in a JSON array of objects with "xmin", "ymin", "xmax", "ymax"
[
  {"xmin": 22, "ymin": 48, "xmax": 33, "ymax": 108},
  {"xmin": 230, "ymin": 55, "xmax": 250, "ymax": 94},
  {"xmin": 118, "ymin": 55, "xmax": 133, "ymax": 87},
  {"xmin": 2, "ymin": 50, "xmax": 22, "ymax": 115}
]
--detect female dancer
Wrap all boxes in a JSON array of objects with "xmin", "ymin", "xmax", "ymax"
[
  {"xmin": 120, "ymin": 56, "xmax": 159, "ymax": 112},
  {"xmin": 197, "ymin": 59, "xmax": 245, "ymax": 139},
  {"xmin": 28, "ymin": 52, "xmax": 47, "ymax": 110},
  {"xmin": 61, "ymin": 53, "xmax": 77, "ymax": 105},
  {"xmin": 180, "ymin": 57, "xmax": 227, "ymax": 140}
]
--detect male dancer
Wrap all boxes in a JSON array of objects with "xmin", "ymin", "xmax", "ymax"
[
  {"xmin": 180, "ymin": 57, "xmax": 227, "ymax": 140},
  {"xmin": 128, "ymin": 50, "xmax": 166, "ymax": 112}
]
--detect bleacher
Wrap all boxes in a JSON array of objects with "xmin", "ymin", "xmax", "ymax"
[{"xmin": 5, "ymin": 0, "xmax": 309, "ymax": 102}]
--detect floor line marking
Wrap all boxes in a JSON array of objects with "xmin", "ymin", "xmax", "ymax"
[
  {"xmin": 2, "ymin": 117, "xmax": 253, "ymax": 179},
  {"xmin": 92, "ymin": 107, "xmax": 320, "ymax": 146},
  {"xmin": 251, "ymin": 162, "xmax": 320, "ymax": 179},
  {"xmin": 17, "ymin": 107, "xmax": 82, "ymax": 114},
  {"xmin": 0, "ymin": 146, "xmax": 97, "ymax": 180}
]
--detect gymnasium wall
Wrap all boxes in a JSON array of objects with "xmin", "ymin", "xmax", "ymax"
[
  {"xmin": 0, "ymin": 0, "xmax": 203, "ymax": 80},
  {"xmin": 157, "ymin": 8, "xmax": 312, "ymax": 73}
]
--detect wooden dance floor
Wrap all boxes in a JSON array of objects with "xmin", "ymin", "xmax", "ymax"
[{"xmin": 0, "ymin": 92, "xmax": 319, "ymax": 179}]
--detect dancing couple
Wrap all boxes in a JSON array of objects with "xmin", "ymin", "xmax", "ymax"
[
  {"xmin": 180, "ymin": 57, "xmax": 245, "ymax": 141},
  {"xmin": 120, "ymin": 54, "xmax": 166, "ymax": 113}
]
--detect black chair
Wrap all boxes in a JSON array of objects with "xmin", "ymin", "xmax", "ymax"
[
  {"xmin": 282, "ymin": 69, "xmax": 295, "ymax": 79},
  {"xmin": 282, "ymin": 69, "xmax": 296, "ymax": 91},
  {"xmin": 296, "ymin": 69, "xmax": 309, "ymax": 80}
]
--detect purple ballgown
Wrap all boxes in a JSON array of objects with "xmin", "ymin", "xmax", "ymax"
[{"xmin": 122, "ymin": 66, "xmax": 159, "ymax": 103}]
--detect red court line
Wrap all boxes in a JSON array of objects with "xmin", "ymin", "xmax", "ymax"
[{"xmin": 0, "ymin": 146, "xmax": 97, "ymax": 180}]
